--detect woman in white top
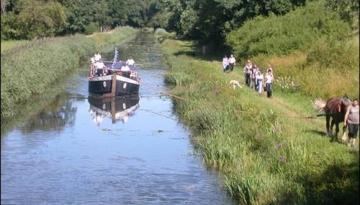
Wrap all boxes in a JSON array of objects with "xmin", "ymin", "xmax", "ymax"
[
  {"xmin": 344, "ymin": 99, "xmax": 359, "ymax": 146},
  {"xmin": 228, "ymin": 54, "xmax": 236, "ymax": 71},
  {"xmin": 243, "ymin": 60, "xmax": 252, "ymax": 86},
  {"xmin": 265, "ymin": 69, "xmax": 274, "ymax": 98},
  {"xmin": 222, "ymin": 56, "xmax": 229, "ymax": 72},
  {"xmin": 256, "ymin": 70, "xmax": 263, "ymax": 94}
]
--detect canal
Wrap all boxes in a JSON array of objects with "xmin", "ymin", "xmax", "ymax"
[{"xmin": 1, "ymin": 33, "xmax": 235, "ymax": 205}]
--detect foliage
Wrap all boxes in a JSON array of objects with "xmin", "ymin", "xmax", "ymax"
[
  {"xmin": 1, "ymin": 0, "xmax": 67, "ymax": 39},
  {"xmin": 154, "ymin": 28, "xmax": 176, "ymax": 43},
  {"xmin": 325, "ymin": 0, "xmax": 359, "ymax": 29},
  {"xmin": 157, "ymin": 0, "xmax": 306, "ymax": 44},
  {"xmin": 84, "ymin": 22, "xmax": 100, "ymax": 35},
  {"xmin": 1, "ymin": 0, "xmax": 158, "ymax": 39},
  {"xmin": 226, "ymin": 1, "xmax": 351, "ymax": 57}
]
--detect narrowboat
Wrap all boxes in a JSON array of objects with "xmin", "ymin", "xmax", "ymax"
[{"xmin": 88, "ymin": 49, "xmax": 140, "ymax": 97}]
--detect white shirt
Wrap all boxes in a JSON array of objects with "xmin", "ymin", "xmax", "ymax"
[
  {"xmin": 121, "ymin": 65, "xmax": 130, "ymax": 72},
  {"xmin": 265, "ymin": 73, "xmax": 273, "ymax": 84},
  {"xmin": 244, "ymin": 63, "xmax": 252, "ymax": 73},
  {"xmin": 95, "ymin": 62, "xmax": 105, "ymax": 69},
  {"xmin": 229, "ymin": 57, "xmax": 236, "ymax": 64},
  {"xmin": 222, "ymin": 58, "xmax": 229, "ymax": 68},
  {"xmin": 258, "ymin": 73, "xmax": 264, "ymax": 80},
  {"xmin": 126, "ymin": 59, "xmax": 135, "ymax": 66},
  {"xmin": 94, "ymin": 54, "xmax": 102, "ymax": 61}
]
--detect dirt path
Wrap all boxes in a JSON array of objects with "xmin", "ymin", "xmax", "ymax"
[{"xmin": 222, "ymin": 67, "xmax": 324, "ymax": 126}]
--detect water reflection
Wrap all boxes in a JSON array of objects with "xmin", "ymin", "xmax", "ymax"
[
  {"xmin": 19, "ymin": 93, "xmax": 77, "ymax": 134},
  {"xmin": 88, "ymin": 95, "xmax": 140, "ymax": 125}
]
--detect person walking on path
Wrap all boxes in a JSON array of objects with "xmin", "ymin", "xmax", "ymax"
[
  {"xmin": 256, "ymin": 69, "xmax": 263, "ymax": 94},
  {"xmin": 222, "ymin": 55, "xmax": 229, "ymax": 72},
  {"xmin": 265, "ymin": 68, "xmax": 274, "ymax": 98},
  {"xmin": 250, "ymin": 64, "xmax": 257, "ymax": 90},
  {"xmin": 229, "ymin": 54, "xmax": 236, "ymax": 71},
  {"xmin": 243, "ymin": 59, "xmax": 252, "ymax": 86},
  {"xmin": 254, "ymin": 65, "xmax": 260, "ymax": 91},
  {"xmin": 344, "ymin": 99, "xmax": 359, "ymax": 147}
]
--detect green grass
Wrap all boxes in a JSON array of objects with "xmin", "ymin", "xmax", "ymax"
[
  {"xmin": 226, "ymin": 0, "xmax": 350, "ymax": 57},
  {"xmin": 160, "ymin": 39, "xmax": 359, "ymax": 204},
  {"xmin": 1, "ymin": 40, "xmax": 30, "ymax": 52},
  {"xmin": 1, "ymin": 27, "xmax": 138, "ymax": 120},
  {"xmin": 226, "ymin": 0, "xmax": 358, "ymax": 99}
]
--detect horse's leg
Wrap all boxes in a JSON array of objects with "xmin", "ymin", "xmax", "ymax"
[
  {"xmin": 326, "ymin": 114, "xmax": 331, "ymax": 136},
  {"xmin": 334, "ymin": 121, "xmax": 340, "ymax": 142},
  {"xmin": 330, "ymin": 118, "xmax": 336, "ymax": 141}
]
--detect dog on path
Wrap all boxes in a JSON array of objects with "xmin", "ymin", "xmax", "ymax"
[{"xmin": 229, "ymin": 80, "xmax": 242, "ymax": 89}]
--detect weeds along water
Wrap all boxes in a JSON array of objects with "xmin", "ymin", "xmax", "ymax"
[
  {"xmin": 160, "ymin": 39, "xmax": 359, "ymax": 204},
  {"xmin": 1, "ymin": 27, "xmax": 138, "ymax": 120}
]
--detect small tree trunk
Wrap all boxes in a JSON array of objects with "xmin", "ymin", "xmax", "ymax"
[
  {"xmin": 202, "ymin": 45, "xmax": 207, "ymax": 55},
  {"xmin": 1, "ymin": 0, "xmax": 7, "ymax": 14}
]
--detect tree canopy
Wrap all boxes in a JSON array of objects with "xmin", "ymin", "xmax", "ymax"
[{"xmin": 1, "ymin": 0, "xmax": 358, "ymax": 44}]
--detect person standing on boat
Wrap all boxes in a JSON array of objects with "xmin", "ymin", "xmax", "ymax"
[
  {"xmin": 121, "ymin": 64, "xmax": 130, "ymax": 72},
  {"xmin": 265, "ymin": 68, "xmax": 274, "ymax": 98},
  {"xmin": 344, "ymin": 99, "xmax": 359, "ymax": 147},
  {"xmin": 243, "ymin": 59, "xmax": 252, "ymax": 86},
  {"xmin": 222, "ymin": 55, "xmax": 229, "ymax": 72},
  {"xmin": 94, "ymin": 53, "xmax": 102, "ymax": 62},
  {"xmin": 228, "ymin": 54, "xmax": 236, "ymax": 71},
  {"xmin": 126, "ymin": 58, "xmax": 135, "ymax": 67},
  {"xmin": 95, "ymin": 61, "xmax": 105, "ymax": 76}
]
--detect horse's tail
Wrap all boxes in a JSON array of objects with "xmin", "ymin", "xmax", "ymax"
[{"xmin": 313, "ymin": 99, "xmax": 326, "ymax": 111}]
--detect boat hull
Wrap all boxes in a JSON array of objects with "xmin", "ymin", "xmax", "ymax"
[{"xmin": 89, "ymin": 74, "xmax": 139, "ymax": 97}]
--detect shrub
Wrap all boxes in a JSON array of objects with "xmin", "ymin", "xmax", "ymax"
[
  {"xmin": 226, "ymin": 1, "xmax": 351, "ymax": 57},
  {"xmin": 84, "ymin": 22, "xmax": 99, "ymax": 35}
]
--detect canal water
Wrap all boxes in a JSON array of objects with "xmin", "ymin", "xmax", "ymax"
[{"xmin": 1, "ymin": 33, "xmax": 235, "ymax": 205}]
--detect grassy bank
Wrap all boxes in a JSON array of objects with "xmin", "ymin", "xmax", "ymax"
[
  {"xmin": 160, "ymin": 39, "xmax": 359, "ymax": 204},
  {"xmin": 227, "ymin": 0, "xmax": 359, "ymax": 99},
  {"xmin": 1, "ymin": 26, "xmax": 138, "ymax": 120},
  {"xmin": 1, "ymin": 40, "xmax": 29, "ymax": 52}
]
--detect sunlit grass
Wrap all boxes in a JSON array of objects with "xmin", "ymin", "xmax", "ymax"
[
  {"xmin": 1, "ymin": 40, "xmax": 29, "ymax": 53},
  {"xmin": 160, "ymin": 39, "xmax": 359, "ymax": 204}
]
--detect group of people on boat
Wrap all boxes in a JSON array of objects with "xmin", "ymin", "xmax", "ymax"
[
  {"xmin": 89, "ymin": 52, "xmax": 137, "ymax": 78},
  {"xmin": 243, "ymin": 59, "xmax": 274, "ymax": 98}
]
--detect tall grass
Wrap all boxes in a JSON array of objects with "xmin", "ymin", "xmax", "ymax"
[
  {"xmin": 226, "ymin": 0, "xmax": 358, "ymax": 99},
  {"xmin": 1, "ymin": 27, "xmax": 138, "ymax": 119},
  {"xmin": 88, "ymin": 26, "xmax": 138, "ymax": 51},
  {"xmin": 160, "ymin": 39, "xmax": 359, "ymax": 204},
  {"xmin": 1, "ymin": 40, "xmax": 29, "ymax": 52}
]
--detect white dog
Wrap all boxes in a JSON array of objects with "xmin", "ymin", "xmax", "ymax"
[{"xmin": 229, "ymin": 80, "xmax": 242, "ymax": 89}]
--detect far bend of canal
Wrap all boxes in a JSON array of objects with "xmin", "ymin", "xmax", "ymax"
[{"xmin": 1, "ymin": 33, "xmax": 235, "ymax": 205}]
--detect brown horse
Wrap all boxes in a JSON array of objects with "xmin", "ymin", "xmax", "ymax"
[{"xmin": 316, "ymin": 97, "xmax": 351, "ymax": 141}]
